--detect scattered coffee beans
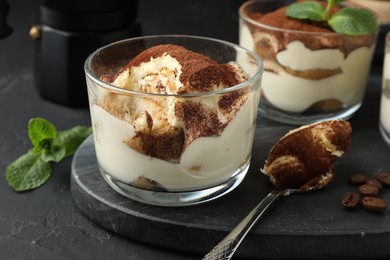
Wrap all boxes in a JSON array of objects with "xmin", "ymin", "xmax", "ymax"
[
  {"xmin": 341, "ymin": 192, "xmax": 360, "ymax": 209},
  {"xmin": 349, "ymin": 173, "xmax": 367, "ymax": 185},
  {"xmin": 361, "ymin": 197, "xmax": 387, "ymax": 213},
  {"xmin": 377, "ymin": 173, "xmax": 390, "ymax": 186},
  {"xmin": 366, "ymin": 179, "xmax": 383, "ymax": 190},
  {"xmin": 358, "ymin": 183, "xmax": 379, "ymax": 197},
  {"xmin": 343, "ymin": 172, "xmax": 389, "ymax": 214}
]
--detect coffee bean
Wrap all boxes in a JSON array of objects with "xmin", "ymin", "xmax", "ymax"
[
  {"xmin": 361, "ymin": 197, "xmax": 387, "ymax": 213},
  {"xmin": 349, "ymin": 173, "xmax": 367, "ymax": 185},
  {"xmin": 358, "ymin": 184, "xmax": 379, "ymax": 197},
  {"xmin": 341, "ymin": 192, "xmax": 360, "ymax": 209},
  {"xmin": 366, "ymin": 179, "xmax": 383, "ymax": 190},
  {"xmin": 377, "ymin": 173, "xmax": 390, "ymax": 186}
]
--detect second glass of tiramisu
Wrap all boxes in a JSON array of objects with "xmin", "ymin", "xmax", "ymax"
[{"xmin": 239, "ymin": 0, "xmax": 378, "ymax": 125}]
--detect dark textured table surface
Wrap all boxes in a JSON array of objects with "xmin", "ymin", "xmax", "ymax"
[{"xmin": 0, "ymin": 0, "xmax": 388, "ymax": 259}]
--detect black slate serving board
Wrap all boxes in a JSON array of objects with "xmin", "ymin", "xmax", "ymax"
[{"xmin": 71, "ymin": 75, "xmax": 390, "ymax": 259}]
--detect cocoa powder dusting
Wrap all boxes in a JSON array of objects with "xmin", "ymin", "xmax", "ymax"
[
  {"xmin": 176, "ymin": 101, "xmax": 226, "ymax": 148},
  {"xmin": 254, "ymin": 6, "xmax": 337, "ymax": 33},
  {"xmin": 106, "ymin": 44, "xmax": 248, "ymax": 162},
  {"xmin": 180, "ymin": 63, "xmax": 240, "ymax": 94},
  {"xmin": 110, "ymin": 44, "xmax": 241, "ymax": 92},
  {"xmin": 265, "ymin": 120, "xmax": 351, "ymax": 189},
  {"xmin": 126, "ymin": 127, "xmax": 185, "ymax": 162},
  {"xmin": 219, "ymin": 91, "xmax": 246, "ymax": 116},
  {"xmin": 244, "ymin": 3, "xmax": 376, "ymax": 55}
]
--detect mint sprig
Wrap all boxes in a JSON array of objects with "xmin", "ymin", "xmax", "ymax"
[
  {"xmin": 286, "ymin": 0, "xmax": 378, "ymax": 35},
  {"xmin": 285, "ymin": 1, "xmax": 326, "ymax": 21},
  {"xmin": 6, "ymin": 118, "xmax": 92, "ymax": 191}
]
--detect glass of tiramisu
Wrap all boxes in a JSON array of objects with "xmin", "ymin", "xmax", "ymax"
[
  {"xmin": 239, "ymin": 0, "xmax": 378, "ymax": 125},
  {"xmin": 380, "ymin": 32, "xmax": 390, "ymax": 145},
  {"xmin": 84, "ymin": 35, "xmax": 263, "ymax": 206}
]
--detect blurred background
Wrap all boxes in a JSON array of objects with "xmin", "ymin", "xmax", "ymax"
[
  {"xmin": 0, "ymin": 0, "xmax": 387, "ymax": 107},
  {"xmin": 0, "ymin": 0, "xmax": 245, "ymax": 107}
]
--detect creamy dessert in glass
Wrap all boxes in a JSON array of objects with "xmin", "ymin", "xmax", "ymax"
[
  {"xmin": 84, "ymin": 35, "xmax": 263, "ymax": 206},
  {"xmin": 380, "ymin": 32, "xmax": 390, "ymax": 145},
  {"xmin": 239, "ymin": 0, "xmax": 378, "ymax": 125}
]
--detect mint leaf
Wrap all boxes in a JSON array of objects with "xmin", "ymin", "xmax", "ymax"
[
  {"xmin": 329, "ymin": 8, "xmax": 378, "ymax": 35},
  {"xmin": 42, "ymin": 146, "xmax": 66, "ymax": 163},
  {"xmin": 286, "ymin": 2, "xmax": 325, "ymax": 21},
  {"xmin": 6, "ymin": 117, "xmax": 92, "ymax": 192},
  {"xmin": 28, "ymin": 118, "xmax": 56, "ymax": 153},
  {"xmin": 284, "ymin": 0, "xmax": 378, "ymax": 35},
  {"xmin": 53, "ymin": 125, "xmax": 92, "ymax": 157},
  {"xmin": 6, "ymin": 151, "xmax": 51, "ymax": 191}
]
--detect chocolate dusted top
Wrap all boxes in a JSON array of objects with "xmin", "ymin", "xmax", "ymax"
[
  {"xmin": 110, "ymin": 44, "xmax": 242, "ymax": 94},
  {"xmin": 244, "ymin": 2, "xmax": 377, "ymax": 55},
  {"xmin": 101, "ymin": 44, "xmax": 249, "ymax": 163},
  {"xmin": 255, "ymin": 5, "xmax": 339, "ymax": 33}
]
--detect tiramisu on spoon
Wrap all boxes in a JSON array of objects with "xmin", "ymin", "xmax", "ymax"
[{"xmin": 203, "ymin": 119, "xmax": 352, "ymax": 260}]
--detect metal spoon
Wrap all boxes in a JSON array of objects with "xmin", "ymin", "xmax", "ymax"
[{"xmin": 202, "ymin": 188, "xmax": 299, "ymax": 260}]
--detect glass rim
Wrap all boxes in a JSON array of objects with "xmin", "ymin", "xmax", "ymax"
[
  {"xmin": 84, "ymin": 34, "xmax": 264, "ymax": 98},
  {"xmin": 239, "ymin": 0, "xmax": 379, "ymax": 37}
]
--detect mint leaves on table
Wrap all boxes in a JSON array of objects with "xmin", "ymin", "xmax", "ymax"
[
  {"xmin": 6, "ymin": 118, "xmax": 92, "ymax": 192},
  {"xmin": 285, "ymin": 0, "xmax": 378, "ymax": 35}
]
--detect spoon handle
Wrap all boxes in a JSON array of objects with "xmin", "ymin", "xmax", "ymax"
[{"xmin": 202, "ymin": 190, "xmax": 287, "ymax": 260}]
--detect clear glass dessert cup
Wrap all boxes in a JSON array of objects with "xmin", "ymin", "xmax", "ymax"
[
  {"xmin": 380, "ymin": 32, "xmax": 390, "ymax": 145},
  {"xmin": 239, "ymin": 0, "xmax": 379, "ymax": 125},
  {"xmin": 84, "ymin": 35, "xmax": 263, "ymax": 206}
]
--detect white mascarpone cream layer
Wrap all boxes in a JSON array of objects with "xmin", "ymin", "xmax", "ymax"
[
  {"xmin": 90, "ymin": 93, "xmax": 258, "ymax": 191},
  {"xmin": 239, "ymin": 24, "xmax": 375, "ymax": 113},
  {"xmin": 276, "ymin": 41, "xmax": 344, "ymax": 71},
  {"xmin": 265, "ymin": 41, "xmax": 375, "ymax": 113},
  {"xmin": 112, "ymin": 54, "xmax": 183, "ymax": 94}
]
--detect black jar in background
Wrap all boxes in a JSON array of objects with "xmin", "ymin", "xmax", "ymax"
[{"xmin": 33, "ymin": 0, "xmax": 141, "ymax": 107}]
